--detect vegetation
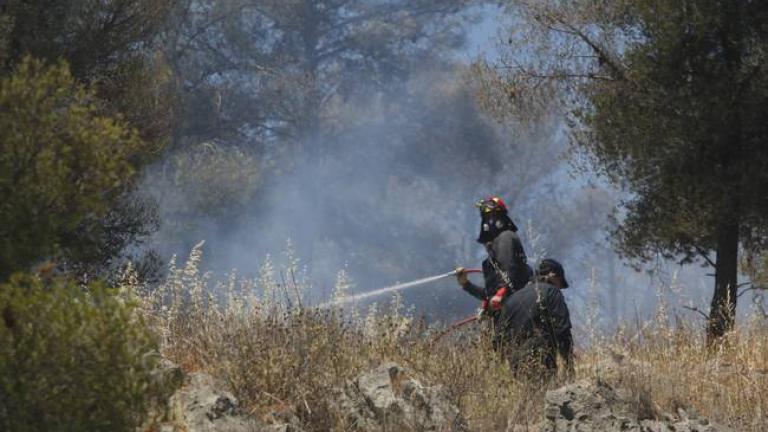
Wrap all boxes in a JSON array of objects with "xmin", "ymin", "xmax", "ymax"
[
  {"xmin": 0, "ymin": 59, "xmax": 150, "ymax": 278},
  {"xmin": 141, "ymin": 247, "xmax": 768, "ymax": 431},
  {"xmin": 1, "ymin": 1, "xmax": 768, "ymax": 430},
  {"xmin": 0, "ymin": 273, "xmax": 171, "ymax": 432},
  {"xmin": 481, "ymin": 0, "xmax": 768, "ymax": 339},
  {"xmin": 1, "ymin": 0, "xmax": 175, "ymax": 146},
  {"xmin": 151, "ymin": 0, "xmax": 514, "ymax": 278},
  {"xmin": 0, "ymin": 0, "xmax": 174, "ymax": 278}
]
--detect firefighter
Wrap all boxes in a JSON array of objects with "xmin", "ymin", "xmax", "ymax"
[
  {"xmin": 455, "ymin": 196, "xmax": 531, "ymax": 345},
  {"xmin": 499, "ymin": 258, "xmax": 574, "ymax": 380},
  {"xmin": 456, "ymin": 196, "xmax": 530, "ymax": 307}
]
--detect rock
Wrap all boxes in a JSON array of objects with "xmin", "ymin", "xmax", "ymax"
[
  {"xmin": 145, "ymin": 363, "xmax": 297, "ymax": 432},
  {"xmin": 168, "ymin": 372, "xmax": 263, "ymax": 432},
  {"xmin": 539, "ymin": 380, "xmax": 732, "ymax": 432},
  {"xmin": 332, "ymin": 362, "xmax": 468, "ymax": 431}
]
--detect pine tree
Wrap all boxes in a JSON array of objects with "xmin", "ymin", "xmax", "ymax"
[{"xmin": 492, "ymin": 0, "xmax": 768, "ymax": 339}]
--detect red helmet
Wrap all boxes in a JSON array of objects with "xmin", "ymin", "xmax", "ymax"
[{"xmin": 475, "ymin": 196, "xmax": 507, "ymax": 214}]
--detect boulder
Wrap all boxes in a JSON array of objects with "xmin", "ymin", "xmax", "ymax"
[
  {"xmin": 145, "ymin": 363, "xmax": 300, "ymax": 432},
  {"xmin": 165, "ymin": 372, "xmax": 264, "ymax": 432},
  {"xmin": 332, "ymin": 362, "xmax": 468, "ymax": 431},
  {"xmin": 539, "ymin": 380, "xmax": 732, "ymax": 432}
]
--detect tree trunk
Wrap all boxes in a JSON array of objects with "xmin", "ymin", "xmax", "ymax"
[
  {"xmin": 706, "ymin": 1, "xmax": 744, "ymax": 343},
  {"xmin": 707, "ymin": 219, "xmax": 739, "ymax": 342}
]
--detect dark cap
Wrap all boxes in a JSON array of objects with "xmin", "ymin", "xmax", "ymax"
[{"xmin": 536, "ymin": 258, "xmax": 569, "ymax": 289}]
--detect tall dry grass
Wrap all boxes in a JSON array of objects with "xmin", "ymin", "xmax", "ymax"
[{"xmin": 130, "ymin": 243, "xmax": 768, "ymax": 431}]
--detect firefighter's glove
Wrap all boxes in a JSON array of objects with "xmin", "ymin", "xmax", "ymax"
[
  {"xmin": 455, "ymin": 267, "xmax": 469, "ymax": 286},
  {"xmin": 489, "ymin": 286, "xmax": 508, "ymax": 311}
]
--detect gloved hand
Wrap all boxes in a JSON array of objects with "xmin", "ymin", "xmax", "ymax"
[
  {"xmin": 489, "ymin": 286, "xmax": 508, "ymax": 311},
  {"xmin": 455, "ymin": 266, "xmax": 469, "ymax": 286}
]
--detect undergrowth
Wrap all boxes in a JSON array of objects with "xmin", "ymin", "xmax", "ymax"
[{"xmin": 131, "ymin": 243, "xmax": 768, "ymax": 431}]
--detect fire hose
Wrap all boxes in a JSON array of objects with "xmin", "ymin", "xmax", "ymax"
[
  {"xmin": 318, "ymin": 267, "xmax": 486, "ymax": 343},
  {"xmin": 429, "ymin": 314, "xmax": 479, "ymax": 345},
  {"xmin": 319, "ymin": 268, "xmax": 481, "ymax": 308}
]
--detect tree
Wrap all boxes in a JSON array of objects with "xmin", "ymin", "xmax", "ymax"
[
  {"xmin": 488, "ymin": 0, "xmax": 768, "ymax": 339},
  {"xmin": 150, "ymin": 0, "xmax": 481, "ymax": 260},
  {"xmin": 0, "ymin": 273, "xmax": 173, "ymax": 431},
  {"xmin": 0, "ymin": 0, "xmax": 175, "ymax": 277},
  {"xmin": 0, "ymin": 58, "xmax": 149, "ymax": 279},
  {"xmin": 164, "ymin": 0, "xmax": 472, "ymax": 151},
  {"xmin": 1, "ymin": 0, "xmax": 175, "ymax": 146}
]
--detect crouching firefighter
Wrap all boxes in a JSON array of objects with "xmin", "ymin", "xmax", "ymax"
[
  {"xmin": 455, "ymin": 196, "xmax": 531, "ymax": 346},
  {"xmin": 499, "ymin": 258, "xmax": 574, "ymax": 381}
]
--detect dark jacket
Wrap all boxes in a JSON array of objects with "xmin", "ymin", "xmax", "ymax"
[
  {"xmin": 462, "ymin": 230, "xmax": 530, "ymax": 300},
  {"xmin": 498, "ymin": 280, "xmax": 573, "ymax": 371}
]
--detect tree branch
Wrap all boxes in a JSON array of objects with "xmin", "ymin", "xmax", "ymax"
[
  {"xmin": 693, "ymin": 245, "xmax": 716, "ymax": 268},
  {"xmin": 739, "ymin": 284, "xmax": 768, "ymax": 298},
  {"xmin": 682, "ymin": 305, "xmax": 710, "ymax": 320},
  {"xmin": 495, "ymin": 66, "xmax": 617, "ymax": 82},
  {"xmin": 541, "ymin": 20, "xmax": 629, "ymax": 83}
]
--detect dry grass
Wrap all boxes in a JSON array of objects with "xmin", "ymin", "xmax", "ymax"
[
  {"xmin": 580, "ymin": 320, "xmax": 768, "ymax": 431},
  {"xmin": 129, "ymin": 243, "xmax": 768, "ymax": 431}
]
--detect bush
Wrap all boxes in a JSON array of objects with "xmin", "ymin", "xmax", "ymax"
[
  {"xmin": 0, "ymin": 57, "xmax": 149, "ymax": 279},
  {"xmin": 0, "ymin": 274, "xmax": 169, "ymax": 432}
]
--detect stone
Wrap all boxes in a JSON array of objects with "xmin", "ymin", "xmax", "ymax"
[
  {"xmin": 539, "ymin": 380, "xmax": 733, "ymax": 432},
  {"xmin": 169, "ymin": 372, "xmax": 263, "ymax": 432},
  {"xmin": 331, "ymin": 362, "xmax": 468, "ymax": 431},
  {"xmin": 143, "ymin": 365, "xmax": 288, "ymax": 432}
]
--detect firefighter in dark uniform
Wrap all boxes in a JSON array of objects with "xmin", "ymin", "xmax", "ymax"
[
  {"xmin": 499, "ymin": 258, "xmax": 574, "ymax": 380},
  {"xmin": 455, "ymin": 196, "xmax": 531, "ymax": 345}
]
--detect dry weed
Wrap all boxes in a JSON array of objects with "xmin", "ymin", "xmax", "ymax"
[{"xmin": 132, "ymin": 245, "xmax": 768, "ymax": 431}]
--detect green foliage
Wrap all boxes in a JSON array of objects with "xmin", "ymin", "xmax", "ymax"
[
  {"xmin": 578, "ymin": 1, "xmax": 768, "ymax": 336},
  {"xmin": 147, "ymin": 142, "xmax": 262, "ymax": 250},
  {"xmin": 165, "ymin": 0, "xmax": 470, "ymax": 149},
  {"xmin": 1, "ymin": 0, "xmax": 175, "ymax": 146},
  {"xmin": 0, "ymin": 274, "xmax": 169, "ymax": 432},
  {"xmin": 744, "ymin": 252, "xmax": 768, "ymax": 290},
  {"xmin": 0, "ymin": 58, "xmax": 146, "ymax": 278},
  {"xmin": 1, "ymin": 1, "xmax": 172, "ymax": 72},
  {"xmin": 162, "ymin": 142, "xmax": 262, "ymax": 219},
  {"xmin": 580, "ymin": 1, "xmax": 768, "ymax": 264},
  {"xmin": 0, "ymin": 1, "xmax": 175, "ymax": 278},
  {"xmin": 0, "ymin": 14, "xmax": 11, "ymax": 65},
  {"xmin": 500, "ymin": 0, "xmax": 768, "ymax": 336}
]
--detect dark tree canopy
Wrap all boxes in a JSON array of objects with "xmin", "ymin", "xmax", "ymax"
[
  {"xmin": 164, "ymin": 0, "xmax": 472, "ymax": 149},
  {"xmin": 491, "ymin": 0, "xmax": 768, "ymax": 338},
  {"xmin": 151, "ymin": 0, "xmax": 485, "ymax": 263},
  {"xmin": 586, "ymin": 1, "xmax": 768, "ymax": 338},
  {"xmin": 0, "ymin": 0, "xmax": 174, "ymax": 278},
  {"xmin": 0, "ymin": 59, "xmax": 151, "ymax": 279}
]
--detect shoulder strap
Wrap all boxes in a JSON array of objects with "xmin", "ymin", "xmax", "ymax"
[
  {"xmin": 488, "ymin": 254, "xmax": 514, "ymax": 290},
  {"xmin": 535, "ymin": 283, "xmax": 560, "ymax": 355}
]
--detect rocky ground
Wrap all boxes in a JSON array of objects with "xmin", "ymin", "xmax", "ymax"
[
  {"xmin": 539, "ymin": 380, "xmax": 730, "ymax": 432},
  {"xmin": 145, "ymin": 362, "xmax": 734, "ymax": 432}
]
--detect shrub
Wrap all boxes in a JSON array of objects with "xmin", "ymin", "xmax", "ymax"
[
  {"xmin": 0, "ymin": 273, "xmax": 169, "ymax": 432},
  {"xmin": 0, "ymin": 57, "xmax": 150, "ymax": 279}
]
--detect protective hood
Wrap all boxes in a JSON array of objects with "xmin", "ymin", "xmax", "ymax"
[{"xmin": 476, "ymin": 213, "xmax": 518, "ymax": 244}]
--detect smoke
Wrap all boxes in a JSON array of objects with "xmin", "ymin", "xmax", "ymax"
[
  {"xmin": 140, "ymin": 3, "xmax": 757, "ymax": 332},
  {"xmin": 144, "ymin": 57, "xmax": 567, "ymax": 318}
]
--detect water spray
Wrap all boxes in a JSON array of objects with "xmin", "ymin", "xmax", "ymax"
[{"xmin": 319, "ymin": 268, "xmax": 481, "ymax": 308}]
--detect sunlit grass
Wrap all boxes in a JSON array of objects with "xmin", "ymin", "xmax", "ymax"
[{"xmin": 130, "ymin": 243, "xmax": 768, "ymax": 431}]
